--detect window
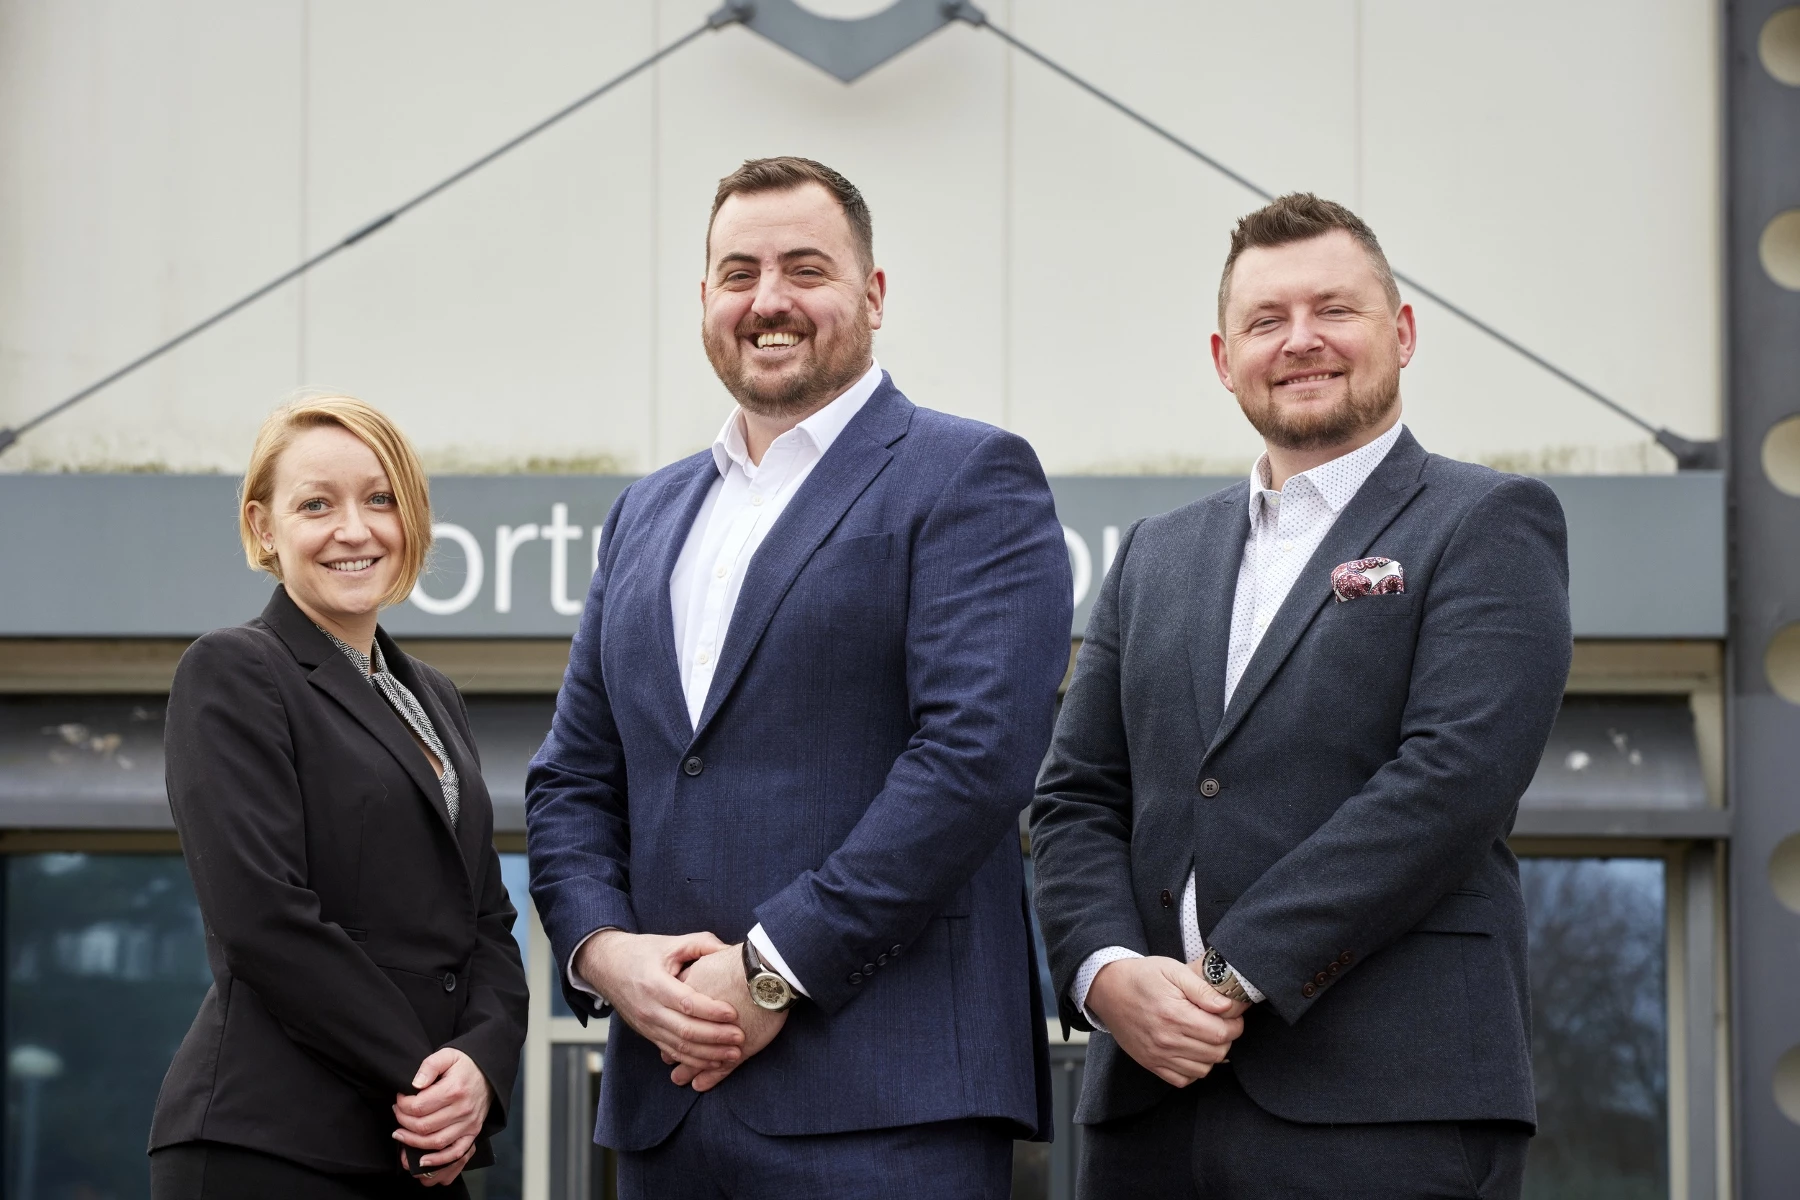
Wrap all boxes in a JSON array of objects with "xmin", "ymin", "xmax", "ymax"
[
  {"xmin": 1521, "ymin": 857, "xmax": 1667, "ymax": 1200},
  {"xmin": 1, "ymin": 852, "xmax": 535, "ymax": 1200},
  {"xmin": 4, "ymin": 853, "xmax": 209, "ymax": 1200}
]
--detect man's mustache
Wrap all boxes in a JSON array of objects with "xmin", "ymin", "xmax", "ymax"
[{"xmin": 737, "ymin": 314, "xmax": 815, "ymax": 338}]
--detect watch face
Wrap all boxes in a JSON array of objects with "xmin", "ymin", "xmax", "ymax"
[
  {"xmin": 1203, "ymin": 951, "xmax": 1228, "ymax": 986},
  {"xmin": 750, "ymin": 973, "xmax": 791, "ymax": 1010}
]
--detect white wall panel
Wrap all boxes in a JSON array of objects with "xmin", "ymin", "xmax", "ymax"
[
  {"xmin": 0, "ymin": 1, "xmax": 1722, "ymax": 477},
  {"xmin": 1007, "ymin": 0, "xmax": 1358, "ymax": 473},
  {"xmin": 0, "ymin": 0, "xmax": 304, "ymax": 472},
  {"xmin": 1362, "ymin": 0, "xmax": 1721, "ymax": 473},
  {"xmin": 301, "ymin": 0, "xmax": 657, "ymax": 473}
]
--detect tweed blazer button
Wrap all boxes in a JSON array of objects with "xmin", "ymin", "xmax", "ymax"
[
  {"xmin": 682, "ymin": 756, "xmax": 703, "ymax": 776},
  {"xmin": 1302, "ymin": 982, "xmax": 1316, "ymax": 998},
  {"xmin": 1199, "ymin": 778, "xmax": 1221, "ymax": 798},
  {"xmin": 1339, "ymin": 950, "xmax": 1354, "ymax": 965}
]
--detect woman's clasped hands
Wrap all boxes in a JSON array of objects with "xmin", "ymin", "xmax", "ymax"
[{"xmin": 392, "ymin": 1047, "xmax": 493, "ymax": 1187}]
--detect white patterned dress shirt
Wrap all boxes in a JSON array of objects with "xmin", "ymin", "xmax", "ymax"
[
  {"xmin": 1071, "ymin": 421, "xmax": 1405, "ymax": 1027},
  {"xmin": 568, "ymin": 360, "xmax": 884, "ymax": 1010}
]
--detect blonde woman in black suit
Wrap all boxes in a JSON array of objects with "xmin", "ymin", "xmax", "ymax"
[{"xmin": 149, "ymin": 396, "xmax": 528, "ymax": 1199}]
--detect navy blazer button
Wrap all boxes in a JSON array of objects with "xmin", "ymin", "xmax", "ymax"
[
  {"xmin": 876, "ymin": 954, "xmax": 888, "ymax": 966},
  {"xmin": 890, "ymin": 944, "xmax": 903, "ymax": 956},
  {"xmin": 1159, "ymin": 889, "xmax": 1173, "ymax": 908},
  {"xmin": 443, "ymin": 972, "xmax": 457, "ymax": 993},
  {"xmin": 1339, "ymin": 951, "xmax": 1354, "ymax": 965},
  {"xmin": 1327, "ymin": 963, "xmax": 1339, "ymax": 976},
  {"xmin": 1199, "ymin": 778, "xmax": 1221, "ymax": 797},
  {"xmin": 682, "ymin": 757, "xmax": 703, "ymax": 776},
  {"xmin": 1302, "ymin": 983, "xmax": 1316, "ymax": 998},
  {"xmin": 862, "ymin": 963, "xmax": 877, "ymax": 975},
  {"xmin": 848, "ymin": 972, "xmax": 864, "ymax": 985},
  {"xmin": 1314, "ymin": 972, "xmax": 1328, "ymax": 986}
]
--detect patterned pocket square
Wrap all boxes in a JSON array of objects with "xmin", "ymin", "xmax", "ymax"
[{"xmin": 1331, "ymin": 557, "xmax": 1405, "ymax": 602}]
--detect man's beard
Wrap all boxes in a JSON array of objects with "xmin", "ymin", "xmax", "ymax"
[
  {"xmin": 704, "ymin": 311, "xmax": 873, "ymax": 418},
  {"xmin": 1237, "ymin": 359, "xmax": 1400, "ymax": 452}
]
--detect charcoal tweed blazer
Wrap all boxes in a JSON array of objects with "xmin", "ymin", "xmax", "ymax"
[{"xmin": 1032, "ymin": 429, "xmax": 1570, "ymax": 1129}]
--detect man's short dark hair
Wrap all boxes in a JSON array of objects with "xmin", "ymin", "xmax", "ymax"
[
  {"xmin": 707, "ymin": 157, "xmax": 874, "ymax": 274},
  {"xmin": 1217, "ymin": 193, "xmax": 1400, "ymax": 328}
]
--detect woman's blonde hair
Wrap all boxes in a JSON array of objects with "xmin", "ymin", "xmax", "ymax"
[{"xmin": 238, "ymin": 394, "xmax": 433, "ymax": 608}]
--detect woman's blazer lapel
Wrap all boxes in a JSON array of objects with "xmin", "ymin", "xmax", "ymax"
[
  {"xmin": 376, "ymin": 629, "xmax": 491, "ymax": 882},
  {"xmin": 260, "ymin": 588, "xmax": 473, "ymax": 874}
]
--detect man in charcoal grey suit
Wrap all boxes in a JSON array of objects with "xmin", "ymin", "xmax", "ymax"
[{"xmin": 1031, "ymin": 193, "xmax": 1571, "ymax": 1199}]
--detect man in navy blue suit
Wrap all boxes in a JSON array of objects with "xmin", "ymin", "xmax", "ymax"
[{"xmin": 525, "ymin": 157, "xmax": 1072, "ymax": 1197}]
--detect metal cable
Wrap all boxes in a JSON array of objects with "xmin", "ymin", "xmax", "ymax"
[
  {"xmin": 947, "ymin": 2, "xmax": 1716, "ymax": 468},
  {"xmin": 0, "ymin": 5, "xmax": 745, "ymax": 458}
]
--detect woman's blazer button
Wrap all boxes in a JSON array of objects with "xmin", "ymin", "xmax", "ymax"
[{"xmin": 683, "ymin": 756, "xmax": 704, "ymax": 777}]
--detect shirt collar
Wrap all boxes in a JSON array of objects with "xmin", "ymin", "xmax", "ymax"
[
  {"xmin": 316, "ymin": 623, "xmax": 386, "ymax": 679},
  {"xmin": 1247, "ymin": 420, "xmax": 1405, "ymax": 519},
  {"xmin": 711, "ymin": 359, "xmax": 884, "ymax": 477}
]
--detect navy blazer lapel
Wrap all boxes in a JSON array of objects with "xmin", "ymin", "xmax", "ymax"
[
  {"xmin": 1184, "ymin": 487, "xmax": 1252, "ymax": 749},
  {"xmin": 646, "ymin": 461, "xmax": 723, "ymax": 743},
  {"xmin": 691, "ymin": 381, "xmax": 913, "ymax": 740},
  {"xmin": 260, "ymin": 589, "xmax": 449, "ymax": 820},
  {"xmin": 1206, "ymin": 430, "xmax": 1429, "ymax": 759}
]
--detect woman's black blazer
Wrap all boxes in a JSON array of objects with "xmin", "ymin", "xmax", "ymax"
[{"xmin": 150, "ymin": 587, "xmax": 529, "ymax": 1175}]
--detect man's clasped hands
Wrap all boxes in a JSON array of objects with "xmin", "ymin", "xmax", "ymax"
[
  {"xmin": 576, "ymin": 930, "xmax": 789, "ymax": 1093},
  {"xmin": 577, "ymin": 931, "xmax": 1244, "ymax": 1095},
  {"xmin": 1081, "ymin": 956, "xmax": 1249, "ymax": 1088}
]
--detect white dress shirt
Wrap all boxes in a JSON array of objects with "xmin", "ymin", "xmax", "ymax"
[
  {"xmin": 568, "ymin": 360, "xmax": 884, "ymax": 1009},
  {"xmin": 1071, "ymin": 421, "xmax": 1405, "ymax": 1027}
]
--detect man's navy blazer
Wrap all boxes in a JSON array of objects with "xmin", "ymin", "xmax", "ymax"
[
  {"xmin": 526, "ymin": 375, "xmax": 1072, "ymax": 1152},
  {"xmin": 1032, "ymin": 429, "xmax": 1571, "ymax": 1130}
]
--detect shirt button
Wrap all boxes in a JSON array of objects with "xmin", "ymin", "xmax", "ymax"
[
  {"xmin": 697, "ymin": 650, "xmax": 711, "ymax": 666},
  {"xmin": 751, "ymin": 494, "xmax": 764, "ymax": 507},
  {"xmin": 715, "ymin": 564, "xmax": 728, "ymax": 579},
  {"xmin": 683, "ymin": 757, "xmax": 703, "ymax": 777}
]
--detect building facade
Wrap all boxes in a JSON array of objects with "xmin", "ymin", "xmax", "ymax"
[{"xmin": 2, "ymin": 2, "xmax": 1793, "ymax": 1197}]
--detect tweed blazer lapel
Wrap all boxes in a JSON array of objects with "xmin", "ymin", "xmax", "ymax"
[
  {"xmin": 1205, "ymin": 430, "xmax": 1429, "ymax": 759},
  {"xmin": 1184, "ymin": 485, "xmax": 1252, "ymax": 749},
  {"xmin": 690, "ymin": 381, "xmax": 913, "ymax": 741}
]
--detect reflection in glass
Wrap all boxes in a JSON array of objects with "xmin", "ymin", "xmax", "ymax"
[
  {"xmin": 1522, "ymin": 857, "xmax": 1667, "ymax": 1200},
  {"xmin": 4, "ymin": 853, "xmax": 211, "ymax": 1200}
]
